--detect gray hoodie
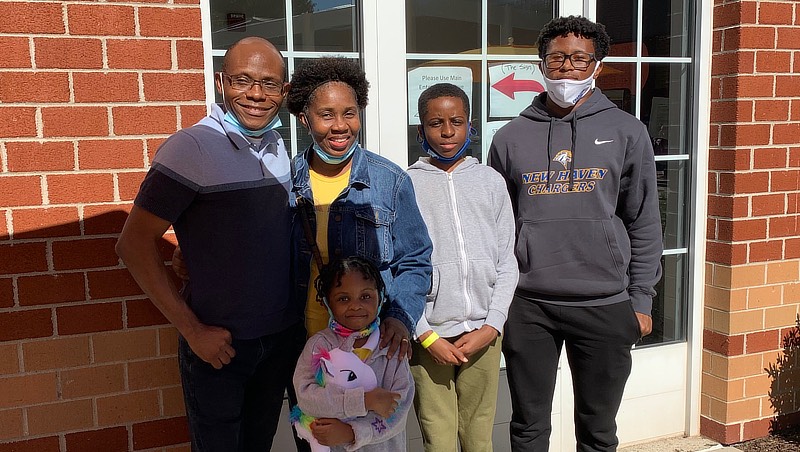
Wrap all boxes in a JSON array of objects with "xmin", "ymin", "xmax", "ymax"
[
  {"xmin": 488, "ymin": 89, "xmax": 663, "ymax": 316},
  {"xmin": 407, "ymin": 157, "xmax": 519, "ymax": 338}
]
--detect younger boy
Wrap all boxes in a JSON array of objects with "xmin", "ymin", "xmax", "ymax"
[{"xmin": 407, "ymin": 83, "xmax": 519, "ymax": 452}]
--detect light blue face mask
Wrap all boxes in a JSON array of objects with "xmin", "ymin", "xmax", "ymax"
[
  {"xmin": 417, "ymin": 124, "xmax": 477, "ymax": 163},
  {"xmin": 312, "ymin": 139, "xmax": 358, "ymax": 165},
  {"xmin": 224, "ymin": 110, "xmax": 282, "ymax": 137}
]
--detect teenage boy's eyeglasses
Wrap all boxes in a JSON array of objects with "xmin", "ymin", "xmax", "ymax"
[
  {"xmin": 543, "ymin": 52, "xmax": 596, "ymax": 70},
  {"xmin": 221, "ymin": 73, "xmax": 285, "ymax": 95}
]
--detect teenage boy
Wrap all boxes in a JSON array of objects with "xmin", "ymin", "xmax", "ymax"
[{"xmin": 488, "ymin": 16, "xmax": 663, "ymax": 452}]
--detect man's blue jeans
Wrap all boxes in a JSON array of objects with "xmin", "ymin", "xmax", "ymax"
[{"xmin": 178, "ymin": 321, "xmax": 306, "ymax": 452}]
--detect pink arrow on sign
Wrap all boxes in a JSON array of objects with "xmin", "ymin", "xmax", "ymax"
[{"xmin": 492, "ymin": 73, "xmax": 545, "ymax": 100}]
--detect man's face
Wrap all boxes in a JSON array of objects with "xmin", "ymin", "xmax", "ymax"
[
  {"xmin": 543, "ymin": 33, "xmax": 602, "ymax": 82},
  {"xmin": 215, "ymin": 42, "xmax": 287, "ymax": 132}
]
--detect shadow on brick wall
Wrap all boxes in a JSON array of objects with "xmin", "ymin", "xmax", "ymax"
[{"xmin": 765, "ymin": 315, "xmax": 800, "ymax": 436}]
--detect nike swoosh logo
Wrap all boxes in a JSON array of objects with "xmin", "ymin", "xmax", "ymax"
[{"xmin": 595, "ymin": 139, "xmax": 614, "ymax": 145}]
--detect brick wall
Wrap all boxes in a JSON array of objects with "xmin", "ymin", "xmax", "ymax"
[
  {"xmin": 0, "ymin": 1, "xmax": 206, "ymax": 450},
  {"xmin": 703, "ymin": 0, "xmax": 800, "ymax": 444}
]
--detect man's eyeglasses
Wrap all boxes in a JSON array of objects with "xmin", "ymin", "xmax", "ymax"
[
  {"xmin": 221, "ymin": 73, "xmax": 285, "ymax": 95},
  {"xmin": 543, "ymin": 52, "xmax": 596, "ymax": 70}
]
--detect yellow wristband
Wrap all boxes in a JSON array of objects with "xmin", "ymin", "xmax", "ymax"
[{"xmin": 420, "ymin": 331, "xmax": 440, "ymax": 349}]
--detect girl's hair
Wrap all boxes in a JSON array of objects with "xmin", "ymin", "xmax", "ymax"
[
  {"xmin": 314, "ymin": 256, "xmax": 385, "ymax": 306},
  {"xmin": 417, "ymin": 83, "xmax": 470, "ymax": 121},
  {"xmin": 286, "ymin": 57, "xmax": 370, "ymax": 116}
]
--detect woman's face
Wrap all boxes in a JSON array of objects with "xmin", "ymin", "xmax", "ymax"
[
  {"xmin": 419, "ymin": 96, "xmax": 469, "ymax": 159},
  {"xmin": 300, "ymin": 81, "xmax": 361, "ymax": 161}
]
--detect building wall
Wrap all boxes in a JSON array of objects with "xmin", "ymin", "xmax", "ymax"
[
  {"xmin": 0, "ymin": 1, "xmax": 204, "ymax": 450},
  {"xmin": 702, "ymin": 0, "xmax": 800, "ymax": 444}
]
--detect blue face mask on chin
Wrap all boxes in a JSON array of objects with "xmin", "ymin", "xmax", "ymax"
[
  {"xmin": 223, "ymin": 110, "xmax": 282, "ymax": 137},
  {"xmin": 312, "ymin": 139, "xmax": 358, "ymax": 165},
  {"xmin": 418, "ymin": 125, "xmax": 476, "ymax": 163}
]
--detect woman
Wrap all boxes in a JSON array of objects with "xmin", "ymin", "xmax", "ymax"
[{"xmin": 287, "ymin": 57, "xmax": 432, "ymax": 356}]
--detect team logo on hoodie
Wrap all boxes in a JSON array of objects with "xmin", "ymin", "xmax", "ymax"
[{"xmin": 553, "ymin": 149, "xmax": 572, "ymax": 170}]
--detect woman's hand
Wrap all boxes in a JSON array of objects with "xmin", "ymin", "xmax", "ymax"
[{"xmin": 380, "ymin": 317, "xmax": 412, "ymax": 360}]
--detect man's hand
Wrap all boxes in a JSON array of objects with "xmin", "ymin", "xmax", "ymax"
[
  {"xmin": 454, "ymin": 325, "xmax": 499, "ymax": 359},
  {"xmin": 636, "ymin": 313, "xmax": 652, "ymax": 337},
  {"xmin": 418, "ymin": 330, "xmax": 467, "ymax": 365},
  {"xmin": 172, "ymin": 246, "xmax": 189, "ymax": 280},
  {"xmin": 185, "ymin": 324, "xmax": 236, "ymax": 369},
  {"xmin": 311, "ymin": 418, "xmax": 355, "ymax": 447},
  {"xmin": 380, "ymin": 317, "xmax": 411, "ymax": 360},
  {"xmin": 364, "ymin": 387, "xmax": 400, "ymax": 418}
]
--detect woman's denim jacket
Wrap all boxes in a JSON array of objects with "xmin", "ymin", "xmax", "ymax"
[{"xmin": 290, "ymin": 146, "xmax": 433, "ymax": 333}]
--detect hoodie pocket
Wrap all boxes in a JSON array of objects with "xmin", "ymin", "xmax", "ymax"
[
  {"xmin": 515, "ymin": 218, "xmax": 630, "ymax": 297},
  {"xmin": 425, "ymin": 261, "xmax": 463, "ymax": 325}
]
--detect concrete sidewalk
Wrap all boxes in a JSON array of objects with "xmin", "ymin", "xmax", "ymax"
[{"xmin": 619, "ymin": 435, "xmax": 741, "ymax": 452}]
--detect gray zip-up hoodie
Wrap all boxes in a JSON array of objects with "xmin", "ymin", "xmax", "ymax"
[
  {"xmin": 488, "ymin": 88, "xmax": 663, "ymax": 316},
  {"xmin": 407, "ymin": 157, "xmax": 519, "ymax": 338}
]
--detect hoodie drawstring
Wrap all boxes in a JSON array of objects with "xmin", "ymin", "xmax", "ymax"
[
  {"xmin": 545, "ymin": 117, "xmax": 554, "ymax": 188},
  {"xmin": 569, "ymin": 115, "xmax": 577, "ymax": 191}
]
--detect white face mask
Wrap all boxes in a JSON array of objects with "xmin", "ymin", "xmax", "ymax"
[{"xmin": 541, "ymin": 63, "xmax": 599, "ymax": 108}]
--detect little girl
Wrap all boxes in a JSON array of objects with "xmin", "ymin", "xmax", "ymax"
[{"xmin": 292, "ymin": 256, "xmax": 414, "ymax": 451}]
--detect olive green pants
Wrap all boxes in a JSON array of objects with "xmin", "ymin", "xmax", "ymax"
[{"xmin": 410, "ymin": 335, "xmax": 502, "ymax": 452}]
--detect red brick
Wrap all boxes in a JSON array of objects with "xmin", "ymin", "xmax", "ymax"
[
  {"xmin": 57, "ymin": 301, "xmax": 123, "ymax": 335},
  {"xmin": 0, "ymin": 2, "xmax": 64, "ymax": 34},
  {"xmin": 707, "ymin": 241, "xmax": 748, "ymax": 265},
  {"xmin": 708, "ymin": 195, "xmax": 749, "ymax": 218},
  {"xmin": 704, "ymin": 329, "xmax": 744, "ymax": 356},
  {"xmin": 713, "ymin": 2, "xmax": 757, "ymax": 28},
  {"xmin": 752, "ymin": 193, "xmax": 786, "ymax": 216},
  {"xmin": 774, "ymin": 123, "xmax": 800, "ymax": 145},
  {"xmin": 707, "ymin": 218, "xmax": 716, "ymax": 240},
  {"xmin": 0, "ymin": 309, "xmax": 53, "ymax": 341},
  {"xmin": 0, "ymin": 107, "xmax": 37, "ymax": 138},
  {"xmin": 143, "ymin": 73, "xmax": 205, "ymax": 102},
  {"xmin": 127, "ymin": 298, "xmax": 168, "ymax": 327},
  {"xmin": 34, "ymin": 38, "xmax": 103, "ymax": 69},
  {"xmin": 176, "ymin": 40, "xmax": 204, "ymax": 69},
  {"xmin": 724, "ymin": 26, "xmax": 776, "ymax": 51},
  {"xmin": 712, "ymin": 52, "xmax": 754, "ymax": 76},
  {"xmin": 17, "ymin": 273, "xmax": 85, "ymax": 306},
  {"xmin": 713, "ymin": 30, "xmax": 723, "ymax": 54},
  {"xmin": 719, "ymin": 124, "xmax": 771, "ymax": 147},
  {"xmin": 0, "ymin": 176, "xmax": 42, "ymax": 207},
  {"xmin": 771, "ymin": 170, "xmax": 800, "ymax": 191},
  {"xmin": 749, "ymin": 240, "xmax": 784, "ymax": 262},
  {"xmin": 65, "ymin": 426, "xmax": 128, "ymax": 452},
  {"xmin": 147, "ymin": 138, "xmax": 167, "ymax": 163},
  {"xmin": 0, "ymin": 72, "xmax": 69, "ymax": 103},
  {"xmin": 139, "ymin": 7, "xmax": 202, "ymax": 38},
  {"xmin": 42, "ymin": 106, "xmax": 108, "ymax": 138},
  {"xmin": 6, "ymin": 141, "xmax": 74, "ymax": 172},
  {"xmin": 743, "ymin": 418, "xmax": 771, "ymax": 441},
  {"xmin": 83, "ymin": 204, "xmax": 132, "ymax": 235},
  {"xmin": 710, "ymin": 100, "xmax": 753, "ymax": 123},
  {"xmin": 0, "ymin": 242, "xmax": 47, "ymax": 275},
  {"xmin": 787, "ymin": 238, "xmax": 800, "ymax": 258},
  {"xmin": 52, "ymin": 238, "xmax": 119, "ymax": 271},
  {"xmin": 0, "ymin": 37, "xmax": 31, "ymax": 68},
  {"xmin": 0, "ymin": 278, "xmax": 13, "ymax": 308},
  {"xmin": 11, "ymin": 207, "xmax": 80, "ymax": 239},
  {"xmin": 746, "ymin": 329, "xmax": 779, "ymax": 353},
  {"xmin": 753, "ymin": 147, "xmax": 788, "ymax": 169},
  {"xmin": 791, "ymin": 147, "xmax": 800, "ymax": 166},
  {"xmin": 107, "ymin": 39, "xmax": 172, "ymax": 70},
  {"xmin": 754, "ymin": 100, "xmax": 789, "ymax": 122},
  {"xmin": 790, "ymin": 193, "xmax": 800, "ymax": 213},
  {"xmin": 180, "ymin": 104, "xmax": 207, "ymax": 128},
  {"xmin": 0, "ymin": 437, "xmax": 60, "ymax": 452},
  {"xmin": 718, "ymin": 219, "xmax": 767, "ymax": 241},
  {"xmin": 113, "ymin": 106, "xmax": 177, "ymax": 135},
  {"xmin": 118, "ymin": 171, "xmax": 148, "ymax": 201},
  {"xmin": 47, "ymin": 173, "xmax": 115, "ymax": 204},
  {"xmin": 711, "ymin": 77, "xmax": 722, "ymax": 100},
  {"xmin": 700, "ymin": 415, "xmax": 741, "ymax": 444},
  {"xmin": 721, "ymin": 75, "xmax": 774, "ymax": 98},
  {"xmin": 756, "ymin": 50, "xmax": 792, "ymax": 73},
  {"xmin": 709, "ymin": 149, "xmax": 750, "ymax": 171},
  {"xmin": 67, "ymin": 4, "xmax": 135, "ymax": 36},
  {"xmin": 73, "ymin": 72, "xmax": 139, "ymax": 103},
  {"xmin": 769, "ymin": 216, "xmax": 799, "ymax": 238},
  {"xmin": 0, "ymin": 407, "xmax": 23, "ymax": 438},
  {"xmin": 78, "ymin": 139, "xmax": 145, "ymax": 170},
  {"xmin": 88, "ymin": 268, "xmax": 144, "ymax": 299},
  {"xmin": 777, "ymin": 27, "xmax": 800, "ymax": 50},
  {"xmin": 759, "ymin": 2, "xmax": 794, "ymax": 25},
  {"xmin": 776, "ymin": 75, "xmax": 800, "ymax": 96},
  {"xmin": 719, "ymin": 171, "xmax": 770, "ymax": 194},
  {"xmin": 133, "ymin": 417, "xmax": 190, "ymax": 449},
  {"xmin": 128, "ymin": 357, "xmax": 179, "ymax": 390}
]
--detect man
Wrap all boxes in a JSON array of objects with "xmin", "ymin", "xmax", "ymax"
[
  {"xmin": 116, "ymin": 37, "xmax": 305, "ymax": 451},
  {"xmin": 488, "ymin": 16, "xmax": 663, "ymax": 452}
]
